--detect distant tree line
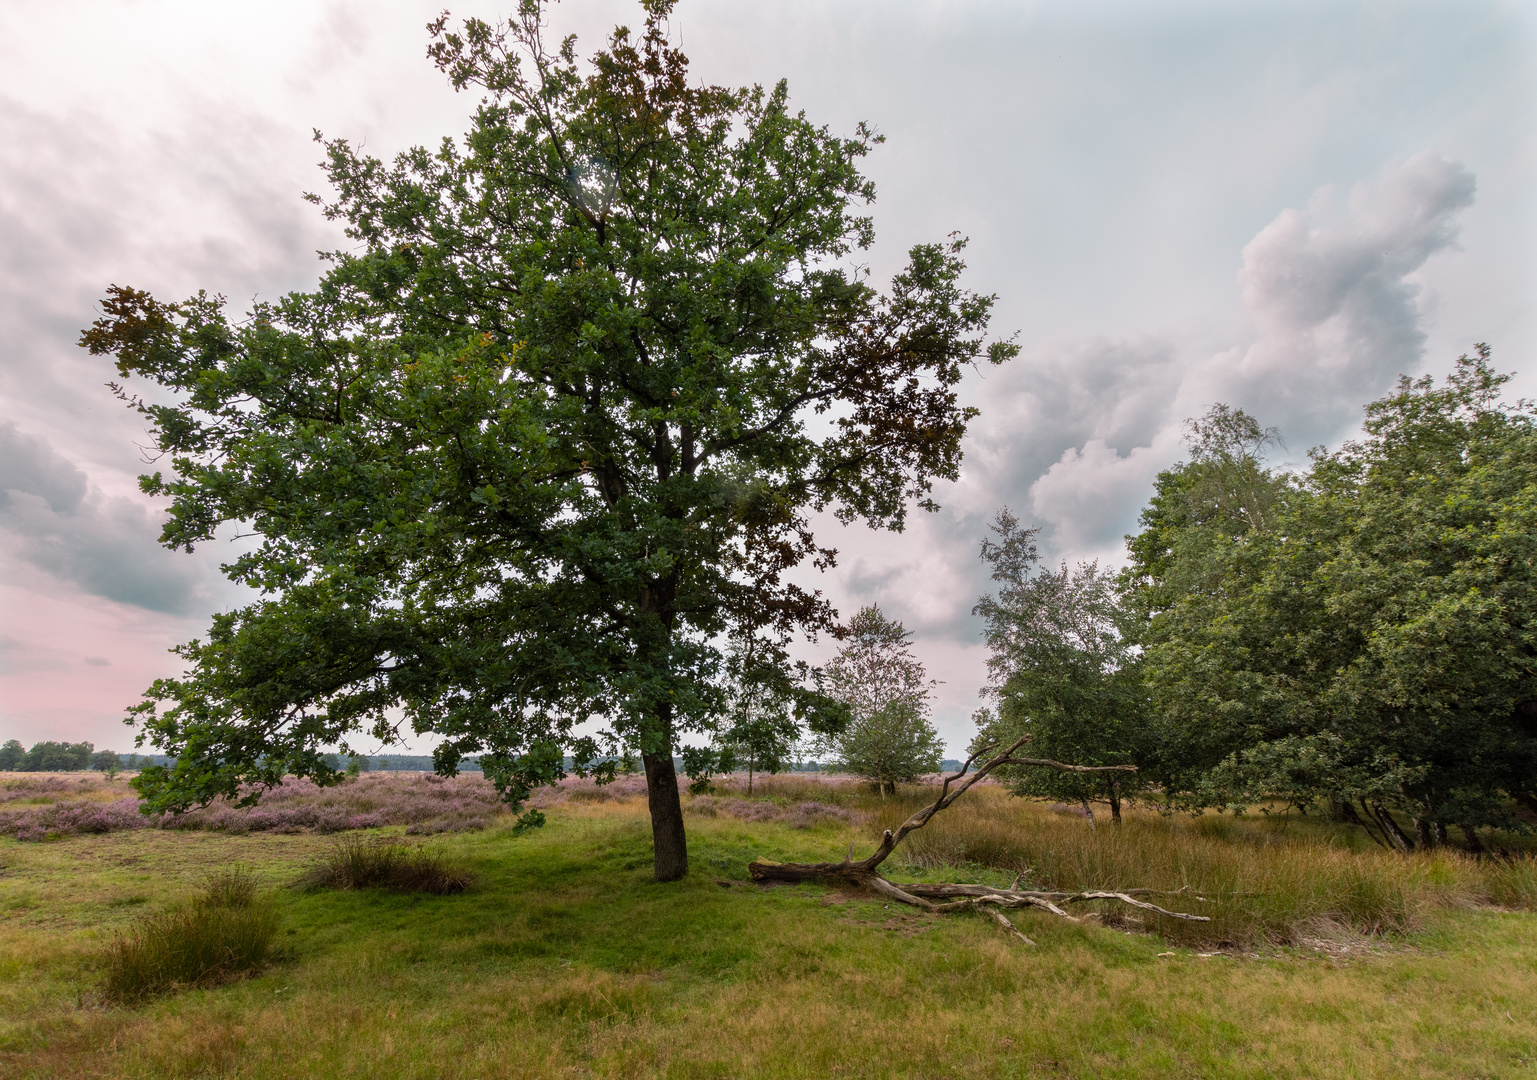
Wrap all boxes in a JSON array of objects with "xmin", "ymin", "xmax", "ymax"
[
  {"xmin": 0, "ymin": 740, "xmax": 167, "ymax": 775},
  {"xmin": 974, "ymin": 350, "xmax": 1537, "ymax": 850}
]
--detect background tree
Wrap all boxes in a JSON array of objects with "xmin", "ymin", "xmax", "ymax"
[
  {"xmin": 1133, "ymin": 350, "xmax": 1537, "ymax": 848},
  {"xmin": 707, "ymin": 654, "xmax": 805, "ymax": 795},
  {"xmin": 80, "ymin": 1, "xmax": 1014, "ymax": 880},
  {"xmin": 21, "ymin": 741, "xmax": 94, "ymax": 772},
  {"xmin": 0, "ymin": 740, "xmax": 23, "ymax": 771},
  {"xmin": 971, "ymin": 511, "xmax": 1149, "ymax": 824},
  {"xmin": 1117, "ymin": 404, "xmax": 1294, "ymax": 799},
  {"xmin": 819, "ymin": 605, "xmax": 943, "ymax": 794},
  {"xmin": 90, "ymin": 749, "xmax": 122, "ymax": 779}
]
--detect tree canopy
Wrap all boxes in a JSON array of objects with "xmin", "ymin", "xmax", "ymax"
[
  {"xmin": 1128, "ymin": 350, "xmax": 1537, "ymax": 847},
  {"xmin": 818, "ymin": 605, "xmax": 944, "ymax": 793},
  {"xmin": 80, "ymin": 1, "xmax": 1014, "ymax": 879},
  {"xmin": 971, "ymin": 511, "xmax": 1150, "ymax": 824}
]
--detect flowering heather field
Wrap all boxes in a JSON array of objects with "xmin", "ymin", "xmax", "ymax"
[
  {"xmin": 0, "ymin": 770, "xmax": 866, "ymax": 841},
  {"xmin": 0, "ymin": 772, "xmax": 510, "ymax": 841},
  {"xmin": 524, "ymin": 771, "xmax": 865, "ymax": 828}
]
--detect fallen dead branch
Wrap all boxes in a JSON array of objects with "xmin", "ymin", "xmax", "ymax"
[{"xmin": 748, "ymin": 735, "xmax": 1211, "ymax": 943}]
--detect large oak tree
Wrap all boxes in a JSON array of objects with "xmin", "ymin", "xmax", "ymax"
[{"xmin": 81, "ymin": 0, "xmax": 1015, "ymax": 880}]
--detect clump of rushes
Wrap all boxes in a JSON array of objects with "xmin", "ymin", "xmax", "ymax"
[
  {"xmin": 1484, "ymin": 856, "xmax": 1537, "ymax": 908},
  {"xmin": 103, "ymin": 868, "xmax": 278, "ymax": 1004},
  {"xmin": 297, "ymin": 836, "xmax": 475, "ymax": 895}
]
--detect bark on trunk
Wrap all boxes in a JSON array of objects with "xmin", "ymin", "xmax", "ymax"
[
  {"xmin": 1108, "ymin": 781, "xmax": 1122, "ymax": 827},
  {"xmin": 1080, "ymin": 797, "xmax": 1096, "ymax": 830},
  {"xmin": 1341, "ymin": 800, "xmax": 1390, "ymax": 849},
  {"xmin": 1370, "ymin": 800, "xmax": 1414, "ymax": 853},
  {"xmin": 1414, "ymin": 816, "xmax": 1435, "ymax": 850},
  {"xmin": 643, "ymin": 750, "xmax": 689, "ymax": 882},
  {"xmin": 1460, "ymin": 823, "xmax": 1485, "ymax": 854}
]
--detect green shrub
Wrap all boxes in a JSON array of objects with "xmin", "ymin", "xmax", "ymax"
[
  {"xmin": 298, "ymin": 837, "xmax": 474, "ymax": 894},
  {"xmin": 103, "ymin": 868, "xmax": 278, "ymax": 1004}
]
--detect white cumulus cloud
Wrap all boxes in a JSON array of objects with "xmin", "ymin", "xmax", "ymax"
[{"xmin": 1018, "ymin": 151, "xmax": 1476, "ymax": 559}]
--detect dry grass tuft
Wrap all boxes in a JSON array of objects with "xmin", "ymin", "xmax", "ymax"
[
  {"xmin": 102, "ymin": 867, "xmax": 278, "ymax": 1004},
  {"xmin": 872, "ymin": 786, "xmax": 1535, "ymax": 946},
  {"xmin": 1483, "ymin": 855, "xmax": 1537, "ymax": 908},
  {"xmin": 296, "ymin": 836, "xmax": 475, "ymax": 894}
]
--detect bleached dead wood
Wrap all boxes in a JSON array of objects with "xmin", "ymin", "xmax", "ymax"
[{"xmin": 748, "ymin": 734, "xmax": 1211, "ymax": 942}]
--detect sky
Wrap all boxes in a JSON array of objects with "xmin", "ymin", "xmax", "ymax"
[{"xmin": 0, "ymin": 0, "xmax": 1532, "ymax": 758}]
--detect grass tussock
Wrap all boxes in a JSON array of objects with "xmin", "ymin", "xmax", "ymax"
[
  {"xmin": 102, "ymin": 867, "xmax": 278, "ymax": 1004},
  {"xmin": 1484, "ymin": 855, "xmax": 1537, "ymax": 908},
  {"xmin": 297, "ymin": 836, "xmax": 475, "ymax": 894},
  {"xmin": 873, "ymin": 785, "xmax": 1536, "ymax": 947}
]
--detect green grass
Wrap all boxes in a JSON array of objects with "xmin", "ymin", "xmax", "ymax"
[{"xmin": 1, "ymin": 789, "xmax": 1534, "ymax": 1078}]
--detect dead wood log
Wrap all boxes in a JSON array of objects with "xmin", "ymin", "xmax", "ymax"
[{"xmin": 748, "ymin": 734, "xmax": 1210, "ymax": 942}]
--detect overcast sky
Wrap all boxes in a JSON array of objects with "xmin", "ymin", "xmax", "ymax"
[{"xmin": 1, "ymin": 0, "xmax": 1532, "ymax": 758}]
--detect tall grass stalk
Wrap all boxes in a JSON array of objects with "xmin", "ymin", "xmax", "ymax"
[
  {"xmin": 873, "ymin": 786, "xmax": 1532, "ymax": 946},
  {"xmin": 1483, "ymin": 856, "xmax": 1537, "ymax": 909},
  {"xmin": 103, "ymin": 868, "xmax": 278, "ymax": 1004}
]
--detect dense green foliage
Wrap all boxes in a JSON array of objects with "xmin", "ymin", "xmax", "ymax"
[
  {"xmin": 971, "ymin": 512, "xmax": 1150, "ymax": 823},
  {"xmin": 818, "ymin": 606, "xmax": 943, "ymax": 792},
  {"xmin": 1126, "ymin": 350, "xmax": 1537, "ymax": 846},
  {"xmin": 970, "ymin": 352, "xmax": 1535, "ymax": 848},
  {"xmin": 79, "ymin": 0, "xmax": 1013, "ymax": 878}
]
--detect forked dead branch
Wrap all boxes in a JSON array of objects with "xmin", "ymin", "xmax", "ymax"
[{"xmin": 748, "ymin": 735, "xmax": 1211, "ymax": 944}]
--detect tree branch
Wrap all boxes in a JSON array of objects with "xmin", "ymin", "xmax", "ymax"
[{"xmin": 747, "ymin": 735, "xmax": 1208, "ymax": 942}]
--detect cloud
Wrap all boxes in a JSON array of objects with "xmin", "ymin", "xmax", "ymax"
[
  {"xmin": 1009, "ymin": 151, "xmax": 1476, "ymax": 560},
  {"xmin": 0, "ymin": 419, "xmax": 89, "ymax": 513},
  {"xmin": 0, "ymin": 422, "xmax": 207, "ymax": 614},
  {"xmin": 1225, "ymin": 150, "xmax": 1477, "ymax": 445},
  {"xmin": 1028, "ymin": 435, "xmax": 1181, "ymax": 555},
  {"xmin": 817, "ymin": 149, "xmax": 1480, "ymax": 667}
]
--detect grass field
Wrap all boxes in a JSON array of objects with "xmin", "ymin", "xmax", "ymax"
[{"xmin": 2, "ymin": 773, "xmax": 1534, "ymax": 1079}]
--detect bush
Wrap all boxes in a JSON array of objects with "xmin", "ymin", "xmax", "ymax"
[
  {"xmin": 102, "ymin": 868, "xmax": 278, "ymax": 1004},
  {"xmin": 297, "ymin": 837, "xmax": 475, "ymax": 894}
]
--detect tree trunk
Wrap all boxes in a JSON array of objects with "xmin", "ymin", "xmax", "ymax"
[
  {"xmin": 1080, "ymin": 797, "xmax": 1096, "ymax": 830},
  {"xmin": 1108, "ymin": 780, "xmax": 1122, "ymax": 827},
  {"xmin": 643, "ymin": 749, "xmax": 689, "ymax": 882},
  {"xmin": 1460, "ymin": 823, "xmax": 1485, "ymax": 854},
  {"xmin": 1369, "ymin": 800, "xmax": 1414, "ymax": 852},
  {"xmin": 1414, "ymin": 815, "xmax": 1435, "ymax": 850},
  {"xmin": 1341, "ymin": 799, "xmax": 1390, "ymax": 849}
]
